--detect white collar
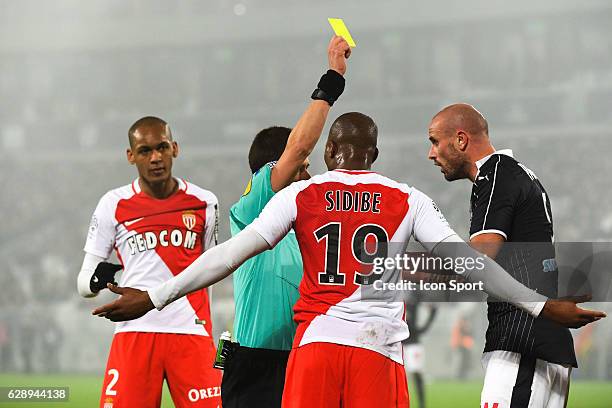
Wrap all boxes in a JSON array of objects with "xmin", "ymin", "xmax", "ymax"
[
  {"xmin": 132, "ymin": 177, "xmax": 186, "ymax": 194},
  {"xmin": 475, "ymin": 149, "xmax": 514, "ymax": 169}
]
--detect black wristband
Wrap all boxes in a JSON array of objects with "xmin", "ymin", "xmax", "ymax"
[
  {"xmin": 311, "ymin": 88, "xmax": 335, "ymax": 106},
  {"xmin": 311, "ymin": 69, "xmax": 345, "ymax": 106}
]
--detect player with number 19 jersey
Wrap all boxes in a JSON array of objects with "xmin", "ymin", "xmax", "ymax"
[{"xmin": 249, "ymin": 169, "xmax": 457, "ymax": 407}]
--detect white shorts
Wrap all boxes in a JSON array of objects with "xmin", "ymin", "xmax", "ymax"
[
  {"xmin": 480, "ymin": 351, "xmax": 571, "ymax": 408},
  {"xmin": 402, "ymin": 343, "xmax": 425, "ymax": 373}
]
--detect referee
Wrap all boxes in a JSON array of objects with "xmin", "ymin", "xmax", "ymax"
[
  {"xmin": 427, "ymin": 103, "xmax": 605, "ymax": 408},
  {"xmin": 222, "ymin": 36, "xmax": 351, "ymax": 407}
]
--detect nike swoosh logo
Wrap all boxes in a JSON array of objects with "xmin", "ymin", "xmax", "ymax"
[
  {"xmin": 92, "ymin": 276, "xmax": 99, "ymax": 283},
  {"xmin": 124, "ymin": 217, "xmax": 145, "ymax": 226},
  {"xmin": 477, "ymin": 176, "xmax": 488, "ymax": 181}
]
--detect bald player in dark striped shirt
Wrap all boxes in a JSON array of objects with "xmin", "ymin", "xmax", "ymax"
[{"xmin": 427, "ymin": 103, "xmax": 606, "ymax": 408}]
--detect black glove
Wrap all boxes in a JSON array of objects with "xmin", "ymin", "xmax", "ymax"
[{"xmin": 90, "ymin": 262, "xmax": 122, "ymax": 293}]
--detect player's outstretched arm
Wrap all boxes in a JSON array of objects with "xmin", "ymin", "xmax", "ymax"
[
  {"xmin": 411, "ymin": 190, "xmax": 606, "ymax": 328},
  {"xmin": 470, "ymin": 232, "xmax": 607, "ymax": 327},
  {"xmin": 91, "ymin": 227, "xmax": 270, "ymax": 322},
  {"xmin": 432, "ymin": 235, "xmax": 549, "ymax": 316},
  {"xmin": 271, "ymin": 35, "xmax": 351, "ymax": 192},
  {"xmin": 77, "ymin": 252, "xmax": 122, "ymax": 298},
  {"xmin": 540, "ymin": 295, "xmax": 606, "ymax": 329},
  {"xmin": 433, "ymin": 236, "xmax": 606, "ymax": 328}
]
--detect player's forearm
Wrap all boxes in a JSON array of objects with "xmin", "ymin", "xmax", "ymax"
[
  {"xmin": 148, "ymin": 227, "xmax": 271, "ymax": 310},
  {"xmin": 271, "ymin": 99, "xmax": 335, "ymax": 192},
  {"xmin": 77, "ymin": 253, "xmax": 106, "ymax": 297},
  {"xmin": 285, "ymin": 100, "xmax": 331, "ymax": 162},
  {"xmin": 433, "ymin": 234, "xmax": 547, "ymax": 317},
  {"xmin": 272, "ymin": 64, "xmax": 346, "ymax": 191}
]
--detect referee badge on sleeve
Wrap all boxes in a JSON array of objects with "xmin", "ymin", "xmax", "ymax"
[{"xmin": 242, "ymin": 178, "xmax": 252, "ymax": 196}]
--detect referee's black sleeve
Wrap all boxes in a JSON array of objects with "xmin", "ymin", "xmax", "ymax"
[{"xmin": 470, "ymin": 156, "xmax": 520, "ymax": 240}]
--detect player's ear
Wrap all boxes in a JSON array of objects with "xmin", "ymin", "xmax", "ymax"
[
  {"xmin": 172, "ymin": 141, "xmax": 179, "ymax": 158},
  {"xmin": 325, "ymin": 140, "xmax": 337, "ymax": 160},
  {"xmin": 456, "ymin": 131, "xmax": 468, "ymax": 152},
  {"xmin": 372, "ymin": 147, "xmax": 379, "ymax": 164},
  {"xmin": 126, "ymin": 148, "xmax": 135, "ymax": 165}
]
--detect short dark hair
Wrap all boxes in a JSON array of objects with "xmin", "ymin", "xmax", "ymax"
[
  {"xmin": 128, "ymin": 116, "xmax": 171, "ymax": 147},
  {"xmin": 328, "ymin": 112, "xmax": 378, "ymax": 149},
  {"xmin": 248, "ymin": 126, "xmax": 292, "ymax": 173}
]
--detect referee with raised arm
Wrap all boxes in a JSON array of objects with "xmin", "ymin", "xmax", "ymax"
[
  {"xmin": 427, "ymin": 103, "xmax": 605, "ymax": 408},
  {"xmin": 221, "ymin": 36, "xmax": 351, "ymax": 408}
]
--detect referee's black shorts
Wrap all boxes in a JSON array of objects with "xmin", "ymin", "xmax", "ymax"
[{"xmin": 221, "ymin": 345, "xmax": 290, "ymax": 408}]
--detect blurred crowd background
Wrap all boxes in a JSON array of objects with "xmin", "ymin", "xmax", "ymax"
[{"xmin": 1, "ymin": 0, "xmax": 611, "ymax": 381}]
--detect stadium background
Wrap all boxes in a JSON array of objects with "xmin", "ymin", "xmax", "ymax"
[{"xmin": 0, "ymin": 0, "xmax": 611, "ymax": 406}]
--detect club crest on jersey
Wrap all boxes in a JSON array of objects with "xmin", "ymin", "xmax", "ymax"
[{"xmin": 182, "ymin": 212, "xmax": 197, "ymax": 230}]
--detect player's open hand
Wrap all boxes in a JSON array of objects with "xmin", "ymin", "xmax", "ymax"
[
  {"xmin": 328, "ymin": 35, "xmax": 351, "ymax": 76},
  {"xmin": 541, "ymin": 295, "xmax": 606, "ymax": 328},
  {"xmin": 92, "ymin": 283, "xmax": 155, "ymax": 322}
]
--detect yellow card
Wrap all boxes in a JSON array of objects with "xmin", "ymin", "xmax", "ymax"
[{"xmin": 328, "ymin": 18, "xmax": 356, "ymax": 47}]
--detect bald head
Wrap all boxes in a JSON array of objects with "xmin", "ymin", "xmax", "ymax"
[
  {"xmin": 128, "ymin": 116, "xmax": 172, "ymax": 148},
  {"xmin": 328, "ymin": 112, "xmax": 378, "ymax": 149},
  {"xmin": 325, "ymin": 112, "xmax": 379, "ymax": 171},
  {"xmin": 431, "ymin": 103, "xmax": 488, "ymax": 138},
  {"xmin": 428, "ymin": 103, "xmax": 495, "ymax": 182}
]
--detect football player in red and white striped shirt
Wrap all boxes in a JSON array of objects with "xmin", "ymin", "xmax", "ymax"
[
  {"xmin": 94, "ymin": 113, "xmax": 597, "ymax": 408},
  {"xmin": 78, "ymin": 116, "xmax": 221, "ymax": 408}
]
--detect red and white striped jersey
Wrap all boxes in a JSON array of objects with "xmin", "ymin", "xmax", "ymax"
[
  {"xmin": 84, "ymin": 178, "xmax": 218, "ymax": 336},
  {"xmin": 249, "ymin": 170, "xmax": 456, "ymax": 363}
]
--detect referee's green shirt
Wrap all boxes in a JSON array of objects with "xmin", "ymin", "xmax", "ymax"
[{"xmin": 229, "ymin": 162, "xmax": 302, "ymax": 351}]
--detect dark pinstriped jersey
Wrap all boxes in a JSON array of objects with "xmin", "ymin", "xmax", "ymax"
[{"xmin": 470, "ymin": 151, "xmax": 576, "ymax": 367}]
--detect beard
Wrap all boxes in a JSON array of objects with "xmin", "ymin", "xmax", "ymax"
[
  {"xmin": 443, "ymin": 164, "xmax": 466, "ymax": 181},
  {"xmin": 441, "ymin": 148, "xmax": 470, "ymax": 181}
]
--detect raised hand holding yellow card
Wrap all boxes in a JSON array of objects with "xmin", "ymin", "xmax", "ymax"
[{"xmin": 328, "ymin": 18, "xmax": 356, "ymax": 47}]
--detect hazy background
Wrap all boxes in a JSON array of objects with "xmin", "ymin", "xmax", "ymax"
[{"xmin": 1, "ymin": 0, "xmax": 611, "ymax": 384}]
